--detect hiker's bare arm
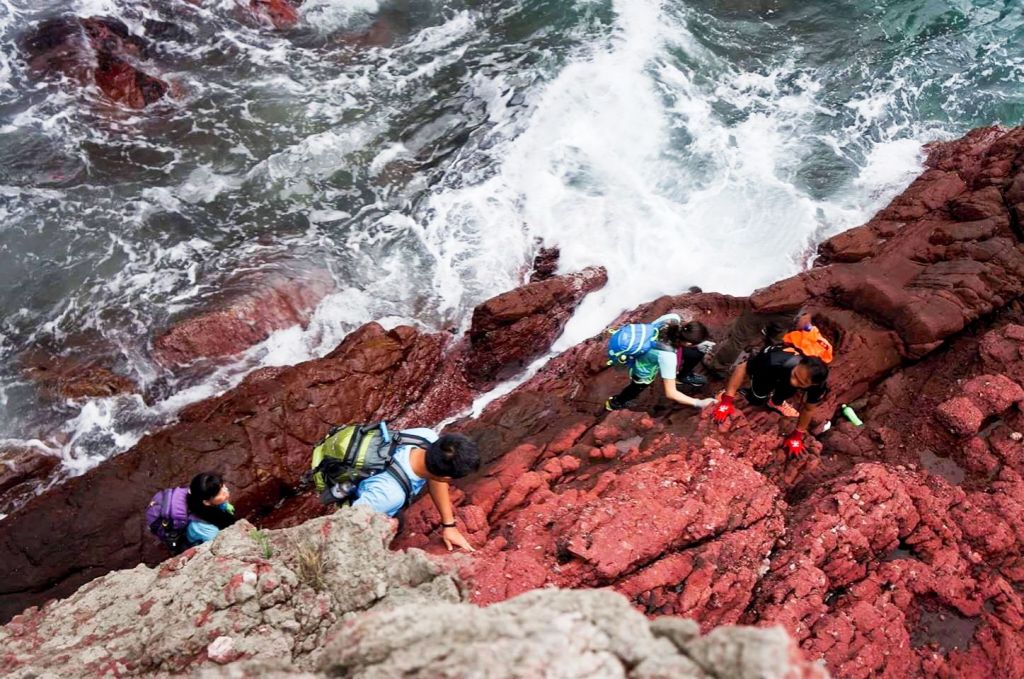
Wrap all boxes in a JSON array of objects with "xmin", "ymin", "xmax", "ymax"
[
  {"xmin": 662, "ymin": 378, "xmax": 702, "ymax": 407},
  {"xmin": 427, "ymin": 478, "xmax": 455, "ymax": 524},
  {"xmin": 427, "ymin": 479, "xmax": 474, "ymax": 552},
  {"xmin": 725, "ymin": 361, "xmax": 747, "ymax": 397},
  {"xmin": 796, "ymin": 403, "xmax": 816, "ymax": 433}
]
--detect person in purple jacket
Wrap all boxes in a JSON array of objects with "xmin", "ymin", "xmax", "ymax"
[{"xmin": 146, "ymin": 472, "xmax": 236, "ymax": 552}]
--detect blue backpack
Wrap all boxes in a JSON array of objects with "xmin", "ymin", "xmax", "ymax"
[{"xmin": 607, "ymin": 323, "xmax": 660, "ymax": 366}]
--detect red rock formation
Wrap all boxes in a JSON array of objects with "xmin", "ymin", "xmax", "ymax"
[
  {"xmin": 21, "ymin": 17, "xmax": 168, "ymax": 108},
  {"xmin": 152, "ymin": 269, "xmax": 335, "ymax": 366},
  {"xmin": 387, "ymin": 126, "xmax": 1024, "ymax": 679},
  {"xmin": 465, "ymin": 266, "xmax": 607, "ymax": 385},
  {"xmin": 248, "ymin": 0, "xmax": 301, "ymax": 30},
  {"xmin": 2, "ymin": 124, "xmax": 1024, "ymax": 678},
  {"xmin": 0, "ymin": 266, "xmax": 604, "ymax": 623}
]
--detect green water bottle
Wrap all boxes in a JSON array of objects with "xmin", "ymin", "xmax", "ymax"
[{"xmin": 841, "ymin": 404, "xmax": 863, "ymax": 427}]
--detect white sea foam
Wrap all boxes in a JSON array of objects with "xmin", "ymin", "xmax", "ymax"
[
  {"xmin": 299, "ymin": 0, "xmax": 380, "ymax": 34},
  {"xmin": 409, "ymin": 0, "xmax": 926, "ymax": 353}
]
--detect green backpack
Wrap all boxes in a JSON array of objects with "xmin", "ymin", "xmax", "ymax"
[{"xmin": 308, "ymin": 422, "xmax": 432, "ymax": 507}]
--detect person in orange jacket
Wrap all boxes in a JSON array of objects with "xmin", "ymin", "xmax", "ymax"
[{"xmin": 782, "ymin": 309, "xmax": 833, "ymax": 364}]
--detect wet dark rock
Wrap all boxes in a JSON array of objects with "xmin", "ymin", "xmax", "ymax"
[
  {"xmin": 0, "ymin": 447, "xmax": 60, "ymax": 518},
  {"xmin": 528, "ymin": 246, "xmax": 560, "ymax": 283},
  {"xmin": 152, "ymin": 269, "xmax": 336, "ymax": 366},
  {"xmin": 142, "ymin": 19, "xmax": 193, "ymax": 43},
  {"xmin": 21, "ymin": 16, "xmax": 168, "ymax": 109},
  {"xmin": 19, "ymin": 350, "xmax": 138, "ymax": 400}
]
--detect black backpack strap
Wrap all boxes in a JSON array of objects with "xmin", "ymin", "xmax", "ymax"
[
  {"xmin": 380, "ymin": 430, "xmax": 435, "ymax": 509},
  {"xmin": 150, "ymin": 490, "xmax": 173, "ymax": 533},
  {"xmin": 390, "ymin": 432, "xmax": 434, "ymax": 452},
  {"xmin": 383, "ymin": 464, "xmax": 414, "ymax": 509},
  {"xmin": 342, "ymin": 423, "xmax": 378, "ymax": 466}
]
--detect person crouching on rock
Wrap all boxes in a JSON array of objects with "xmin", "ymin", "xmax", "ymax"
[
  {"xmin": 711, "ymin": 345, "xmax": 829, "ymax": 457},
  {"xmin": 605, "ymin": 315, "xmax": 717, "ymax": 412},
  {"xmin": 146, "ymin": 472, "xmax": 236, "ymax": 553},
  {"xmin": 186, "ymin": 472, "xmax": 237, "ymax": 545},
  {"xmin": 351, "ymin": 431, "xmax": 481, "ymax": 553}
]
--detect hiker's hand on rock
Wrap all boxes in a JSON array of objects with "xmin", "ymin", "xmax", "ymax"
[
  {"xmin": 711, "ymin": 394, "xmax": 735, "ymax": 423},
  {"xmin": 782, "ymin": 430, "xmax": 806, "ymax": 457},
  {"xmin": 693, "ymin": 397, "xmax": 716, "ymax": 410},
  {"xmin": 442, "ymin": 526, "xmax": 475, "ymax": 552}
]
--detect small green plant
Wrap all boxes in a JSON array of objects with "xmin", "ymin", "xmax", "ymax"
[
  {"xmin": 250, "ymin": 529, "xmax": 273, "ymax": 559},
  {"xmin": 295, "ymin": 539, "xmax": 331, "ymax": 591}
]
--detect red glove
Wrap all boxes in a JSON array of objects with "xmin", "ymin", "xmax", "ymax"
[
  {"xmin": 712, "ymin": 394, "xmax": 735, "ymax": 423},
  {"xmin": 783, "ymin": 430, "xmax": 806, "ymax": 457}
]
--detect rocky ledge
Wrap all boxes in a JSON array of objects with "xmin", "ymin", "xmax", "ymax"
[
  {"xmin": 1, "ymin": 126, "xmax": 1024, "ymax": 679},
  {"xmin": 0, "ymin": 507, "xmax": 827, "ymax": 679}
]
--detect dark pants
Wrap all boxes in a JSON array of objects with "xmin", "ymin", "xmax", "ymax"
[
  {"xmin": 608, "ymin": 347, "xmax": 703, "ymax": 409},
  {"xmin": 705, "ymin": 309, "xmax": 795, "ymax": 377}
]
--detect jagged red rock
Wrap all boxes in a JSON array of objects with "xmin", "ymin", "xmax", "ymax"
[
  {"xmin": 465, "ymin": 266, "xmax": 607, "ymax": 385},
  {"xmin": 0, "ymin": 266, "xmax": 602, "ymax": 623},
  {"xmin": 152, "ymin": 269, "xmax": 335, "ymax": 366},
  {"xmin": 21, "ymin": 17, "xmax": 168, "ymax": 108}
]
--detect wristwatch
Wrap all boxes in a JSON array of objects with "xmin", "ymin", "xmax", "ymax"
[{"xmin": 441, "ymin": 521, "xmax": 457, "ymax": 528}]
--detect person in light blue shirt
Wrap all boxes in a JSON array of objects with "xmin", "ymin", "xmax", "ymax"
[
  {"xmin": 605, "ymin": 314, "xmax": 716, "ymax": 412},
  {"xmin": 351, "ymin": 428, "xmax": 480, "ymax": 552}
]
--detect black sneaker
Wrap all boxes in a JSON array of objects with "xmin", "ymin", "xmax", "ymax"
[{"xmin": 680, "ymin": 373, "xmax": 708, "ymax": 387}]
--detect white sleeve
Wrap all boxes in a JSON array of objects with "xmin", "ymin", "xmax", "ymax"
[
  {"xmin": 399, "ymin": 428, "xmax": 438, "ymax": 445},
  {"xmin": 656, "ymin": 349, "xmax": 679, "ymax": 380},
  {"xmin": 653, "ymin": 313, "xmax": 681, "ymax": 327}
]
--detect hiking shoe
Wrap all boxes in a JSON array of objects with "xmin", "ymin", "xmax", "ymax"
[
  {"xmin": 604, "ymin": 397, "xmax": 620, "ymax": 412},
  {"xmin": 679, "ymin": 373, "xmax": 708, "ymax": 387},
  {"xmin": 768, "ymin": 400, "xmax": 800, "ymax": 418}
]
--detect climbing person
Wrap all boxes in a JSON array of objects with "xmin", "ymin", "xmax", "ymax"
[
  {"xmin": 605, "ymin": 314, "xmax": 717, "ymax": 411},
  {"xmin": 145, "ymin": 471, "xmax": 237, "ymax": 553},
  {"xmin": 781, "ymin": 308, "xmax": 833, "ymax": 363},
  {"xmin": 702, "ymin": 307, "xmax": 795, "ymax": 377},
  {"xmin": 711, "ymin": 345, "xmax": 830, "ymax": 457},
  {"xmin": 704, "ymin": 306, "xmax": 833, "ymax": 376},
  {"xmin": 308, "ymin": 424, "xmax": 480, "ymax": 552}
]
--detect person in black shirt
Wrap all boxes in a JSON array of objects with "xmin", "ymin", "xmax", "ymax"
[{"xmin": 711, "ymin": 345, "xmax": 829, "ymax": 456}]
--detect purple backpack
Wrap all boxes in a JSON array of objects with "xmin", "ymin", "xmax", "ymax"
[{"xmin": 145, "ymin": 487, "xmax": 192, "ymax": 553}]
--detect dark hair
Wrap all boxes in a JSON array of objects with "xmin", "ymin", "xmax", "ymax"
[
  {"xmin": 187, "ymin": 472, "xmax": 236, "ymax": 529},
  {"xmin": 799, "ymin": 356, "xmax": 829, "ymax": 385},
  {"xmin": 425, "ymin": 434, "xmax": 481, "ymax": 479},
  {"xmin": 190, "ymin": 472, "xmax": 224, "ymax": 502},
  {"xmin": 659, "ymin": 320, "xmax": 709, "ymax": 347}
]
